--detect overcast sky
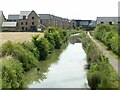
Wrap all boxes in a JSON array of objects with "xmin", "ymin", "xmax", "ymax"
[{"xmin": 0, "ymin": 0, "xmax": 119, "ymax": 20}]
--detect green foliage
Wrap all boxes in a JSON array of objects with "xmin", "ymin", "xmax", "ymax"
[
  {"xmin": 2, "ymin": 27, "xmax": 69, "ymax": 88},
  {"xmin": 94, "ymin": 24, "xmax": 119, "ymax": 55},
  {"xmin": 33, "ymin": 38, "xmax": 50, "ymax": 60},
  {"xmin": 53, "ymin": 32, "xmax": 62, "ymax": 49},
  {"xmin": 2, "ymin": 41, "xmax": 38, "ymax": 71},
  {"xmin": 44, "ymin": 31, "xmax": 55, "ymax": 52},
  {"xmin": 2, "ymin": 57, "xmax": 24, "ymax": 88},
  {"xmin": 80, "ymin": 30, "xmax": 119, "ymax": 89},
  {"xmin": 20, "ymin": 41, "xmax": 40, "ymax": 60}
]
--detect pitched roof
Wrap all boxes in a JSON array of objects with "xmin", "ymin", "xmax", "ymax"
[
  {"xmin": 2, "ymin": 22, "xmax": 17, "ymax": 27},
  {"xmin": 19, "ymin": 11, "xmax": 31, "ymax": 19},
  {"xmin": 8, "ymin": 14, "xmax": 19, "ymax": 20},
  {"xmin": 38, "ymin": 14, "xmax": 51, "ymax": 19}
]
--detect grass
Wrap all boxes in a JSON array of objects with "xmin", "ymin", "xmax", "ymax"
[
  {"xmin": 90, "ymin": 31, "xmax": 120, "ymax": 61},
  {"xmin": 0, "ymin": 32, "xmax": 44, "ymax": 44}
]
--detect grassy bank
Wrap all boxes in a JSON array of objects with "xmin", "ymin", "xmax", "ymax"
[
  {"xmin": 1, "ymin": 27, "xmax": 69, "ymax": 88},
  {"xmin": 79, "ymin": 30, "xmax": 119, "ymax": 89}
]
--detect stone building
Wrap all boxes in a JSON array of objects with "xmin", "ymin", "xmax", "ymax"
[
  {"xmin": 7, "ymin": 10, "xmax": 41, "ymax": 31},
  {"xmin": 39, "ymin": 14, "xmax": 69, "ymax": 29},
  {"xmin": 18, "ymin": 11, "xmax": 40, "ymax": 31}
]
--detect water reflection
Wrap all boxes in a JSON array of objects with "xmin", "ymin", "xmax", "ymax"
[
  {"xmin": 23, "ymin": 44, "xmax": 68, "ymax": 88},
  {"xmin": 25, "ymin": 34, "xmax": 88, "ymax": 88}
]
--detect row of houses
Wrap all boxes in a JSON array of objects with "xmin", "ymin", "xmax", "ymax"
[
  {"xmin": 0, "ymin": 10, "xmax": 120, "ymax": 31},
  {"xmin": 0, "ymin": 10, "xmax": 69, "ymax": 31}
]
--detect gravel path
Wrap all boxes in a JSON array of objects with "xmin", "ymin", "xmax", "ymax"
[{"xmin": 87, "ymin": 32, "xmax": 120, "ymax": 76}]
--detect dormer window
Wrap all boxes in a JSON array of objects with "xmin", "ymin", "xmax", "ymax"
[
  {"xmin": 32, "ymin": 17, "xmax": 34, "ymax": 19},
  {"xmin": 23, "ymin": 16, "xmax": 26, "ymax": 19}
]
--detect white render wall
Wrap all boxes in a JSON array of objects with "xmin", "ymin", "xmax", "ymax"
[{"xmin": 97, "ymin": 17, "xmax": 120, "ymax": 25}]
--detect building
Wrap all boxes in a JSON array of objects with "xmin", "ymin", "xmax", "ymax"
[
  {"xmin": 97, "ymin": 17, "xmax": 120, "ymax": 25},
  {"xmin": 39, "ymin": 14, "xmax": 69, "ymax": 29},
  {"xmin": 70, "ymin": 19, "xmax": 94, "ymax": 30},
  {"xmin": 18, "ymin": 10, "xmax": 40, "ymax": 31},
  {"xmin": 7, "ymin": 10, "xmax": 41, "ymax": 31},
  {"xmin": 0, "ymin": 11, "xmax": 6, "ymax": 30},
  {"xmin": 39, "ymin": 14, "xmax": 52, "ymax": 27},
  {"xmin": 70, "ymin": 20, "xmax": 77, "ymax": 29},
  {"xmin": 2, "ymin": 10, "xmax": 70, "ymax": 31},
  {"xmin": 1, "ymin": 22, "xmax": 18, "ymax": 31},
  {"xmin": 7, "ymin": 15, "xmax": 19, "ymax": 22}
]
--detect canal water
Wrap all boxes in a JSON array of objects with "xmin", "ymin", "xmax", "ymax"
[{"xmin": 25, "ymin": 34, "xmax": 88, "ymax": 88}]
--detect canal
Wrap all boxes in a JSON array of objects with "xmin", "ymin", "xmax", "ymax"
[{"xmin": 24, "ymin": 34, "xmax": 88, "ymax": 88}]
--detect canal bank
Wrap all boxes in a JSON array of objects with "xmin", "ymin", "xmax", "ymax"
[{"xmin": 80, "ymin": 31, "xmax": 119, "ymax": 89}]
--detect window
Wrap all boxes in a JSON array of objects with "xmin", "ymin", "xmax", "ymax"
[
  {"xmin": 26, "ymin": 22, "xmax": 27, "ymax": 25},
  {"xmin": 32, "ymin": 17, "xmax": 34, "ymax": 19},
  {"xmin": 23, "ymin": 16, "xmax": 26, "ymax": 19},
  {"xmin": 101, "ymin": 22, "xmax": 104, "ymax": 24},
  {"xmin": 21, "ymin": 22, "xmax": 23, "ymax": 25},
  {"xmin": 109, "ymin": 22, "xmax": 112, "ymax": 25},
  {"xmin": 25, "ymin": 27, "xmax": 27, "ymax": 30},
  {"xmin": 118, "ymin": 22, "xmax": 120, "ymax": 24},
  {"xmin": 22, "ymin": 27, "xmax": 24, "ymax": 30},
  {"xmin": 32, "ymin": 22, "xmax": 34, "ymax": 25}
]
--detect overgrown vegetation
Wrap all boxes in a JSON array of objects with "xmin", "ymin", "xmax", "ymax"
[
  {"xmin": 93, "ymin": 24, "xmax": 119, "ymax": 56},
  {"xmin": 80, "ymin": 30, "xmax": 119, "ymax": 89},
  {"xmin": 2, "ymin": 27, "xmax": 69, "ymax": 88}
]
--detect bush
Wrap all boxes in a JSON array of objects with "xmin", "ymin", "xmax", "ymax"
[
  {"xmin": 32, "ymin": 35, "xmax": 50, "ymax": 60},
  {"xmin": 53, "ymin": 32, "xmax": 62, "ymax": 49},
  {"xmin": 20, "ymin": 41, "xmax": 40, "ymax": 59},
  {"xmin": 2, "ymin": 41, "xmax": 38, "ymax": 71},
  {"xmin": 44, "ymin": 31, "xmax": 55, "ymax": 52},
  {"xmin": 2, "ymin": 57, "xmax": 24, "ymax": 88},
  {"xmin": 94, "ymin": 24, "xmax": 119, "ymax": 55}
]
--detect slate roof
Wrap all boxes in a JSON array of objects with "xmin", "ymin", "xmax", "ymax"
[
  {"xmin": 19, "ymin": 11, "xmax": 31, "ymax": 19},
  {"xmin": 38, "ymin": 14, "xmax": 51, "ymax": 19},
  {"xmin": 8, "ymin": 15, "xmax": 19, "ymax": 20},
  {"xmin": 2, "ymin": 22, "xmax": 17, "ymax": 27}
]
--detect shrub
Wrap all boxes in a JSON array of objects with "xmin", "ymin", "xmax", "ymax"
[
  {"xmin": 20, "ymin": 41, "xmax": 40, "ymax": 59},
  {"xmin": 94, "ymin": 24, "xmax": 119, "ymax": 55},
  {"xmin": 2, "ymin": 57, "xmax": 24, "ymax": 88},
  {"xmin": 2, "ymin": 41, "xmax": 38, "ymax": 71},
  {"xmin": 53, "ymin": 32, "xmax": 62, "ymax": 49},
  {"xmin": 32, "ymin": 35, "xmax": 50, "ymax": 60}
]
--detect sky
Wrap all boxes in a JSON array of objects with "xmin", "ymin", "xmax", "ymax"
[{"xmin": 0, "ymin": 0, "xmax": 119, "ymax": 20}]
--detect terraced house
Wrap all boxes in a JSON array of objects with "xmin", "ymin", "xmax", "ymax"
[{"xmin": 39, "ymin": 14, "xmax": 69, "ymax": 29}]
